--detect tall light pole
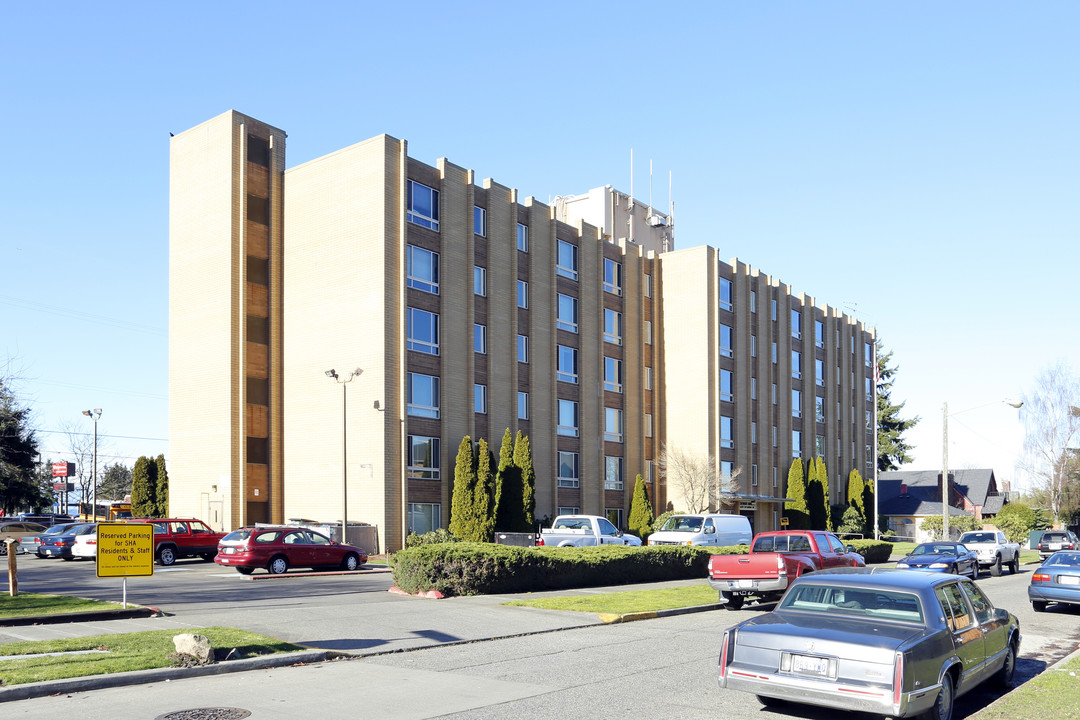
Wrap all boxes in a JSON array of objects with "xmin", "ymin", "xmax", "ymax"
[
  {"xmin": 942, "ymin": 400, "xmax": 1022, "ymax": 539},
  {"xmin": 82, "ymin": 409, "xmax": 102, "ymax": 521},
  {"xmin": 326, "ymin": 368, "xmax": 362, "ymax": 544}
]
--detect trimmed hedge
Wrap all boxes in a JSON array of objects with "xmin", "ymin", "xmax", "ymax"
[
  {"xmin": 390, "ymin": 542, "xmax": 749, "ymax": 597},
  {"xmin": 849, "ymin": 539, "xmax": 893, "ymax": 564}
]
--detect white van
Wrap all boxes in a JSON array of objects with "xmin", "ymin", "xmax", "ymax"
[{"xmin": 647, "ymin": 513, "xmax": 752, "ymax": 547}]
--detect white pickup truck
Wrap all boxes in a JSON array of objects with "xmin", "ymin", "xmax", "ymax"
[
  {"xmin": 958, "ymin": 529, "xmax": 1022, "ymax": 576},
  {"xmin": 537, "ymin": 515, "xmax": 642, "ymax": 547}
]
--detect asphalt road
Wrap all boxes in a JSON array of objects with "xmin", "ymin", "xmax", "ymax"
[{"xmin": 3, "ymin": 554, "xmax": 1080, "ymax": 719}]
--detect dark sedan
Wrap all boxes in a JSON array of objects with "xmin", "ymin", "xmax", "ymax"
[
  {"xmin": 19, "ymin": 522, "xmax": 84, "ymax": 557},
  {"xmin": 719, "ymin": 568, "xmax": 1020, "ymax": 720},
  {"xmin": 896, "ymin": 542, "xmax": 979, "ymax": 580},
  {"xmin": 1029, "ymin": 550, "xmax": 1080, "ymax": 612},
  {"xmin": 214, "ymin": 526, "xmax": 368, "ymax": 575},
  {"xmin": 37, "ymin": 523, "xmax": 96, "ymax": 559}
]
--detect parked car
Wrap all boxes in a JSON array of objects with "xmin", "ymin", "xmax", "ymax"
[
  {"xmin": 1036, "ymin": 530, "xmax": 1079, "ymax": 561},
  {"xmin": 718, "ymin": 567, "xmax": 1020, "ymax": 720},
  {"xmin": 707, "ymin": 530, "xmax": 865, "ymax": 610},
  {"xmin": 1028, "ymin": 550, "xmax": 1080, "ymax": 612},
  {"xmin": 19, "ymin": 524, "xmax": 83, "ymax": 557},
  {"xmin": 647, "ymin": 513, "xmax": 752, "ymax": 547},
  {"xmin": 71, "ymin": 529, "xmax": 100, "ymax": 560},
  {"xmin": 214, "ymin": 526, "xmax": 368, "ymax": 575},
  {"xmin": 957, "ymin": 529, "xmax": 1022, "ymax": 576},
  {"xmin": 124, "ymin": 518, "xmax": 230, "ymax": 566},
  {"xmin": 896, "ymin": 542, "xmax": 979, "ymax": 580},
  {"xmin": 38, "ymin": 523, "xmax": 96, "ymax": 560},
  {"xmin": 0, "ymin": 521, "xmax": 48, "ymax": 555},
  {"xmin": 537, "ymin": 515, "xmax": 642, "ymax": 547},
  {"xmin": 15, "ymin": 513, "xmax": 74, "ymax": 527}
]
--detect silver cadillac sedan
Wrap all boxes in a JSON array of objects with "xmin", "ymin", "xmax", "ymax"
[{"xmin": 718, "ymin": 567, "xmax": 1019, "ymax": 720}]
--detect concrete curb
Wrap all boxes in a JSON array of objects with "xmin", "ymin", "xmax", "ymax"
[
  {"xmin": 0, "ymin": 649, "xmax": 331, "ymax": 703},
  {"xmin": 599, "ymin": 603, "xmax": 722, "ymax": 624},
  {"xmin": 0, "ymin": 606, "xmax": 160, "ymax": 627},
  {"xmin": 244, "ymin": 565, "xmax": 392, "ymax": 581}
]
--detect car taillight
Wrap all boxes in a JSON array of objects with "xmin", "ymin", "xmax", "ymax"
[
  {"xmin": 87, "ymin": 540, "xmax": 96, "ymax": 545},
  {"xmin": 777, "ymin": 555, "xmax": 787, "ymax": 576},
  {"xmin": 893, "ymin": 653, "xmax": 904, "ymax": 706},
  {"xmin": 537, "ymin": 537, "xmax": 545, "ymax": 546},
  {"xmin": 718, "ymin": 631, "xmax": 732, "ymax": 678},
  {"xmin": 1032, "ymin": 572, "xmax": 1051, "ymax": 582}
]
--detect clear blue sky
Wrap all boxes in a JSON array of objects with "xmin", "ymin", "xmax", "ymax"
[{"xmin": 2, "ymin": 2, "xmax": 1076, "ymax": 493}]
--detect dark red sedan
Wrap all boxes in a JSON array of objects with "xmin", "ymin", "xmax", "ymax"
[{"xmin": 214, "ymin": 526, "xmax": 367, "ymax": 575}]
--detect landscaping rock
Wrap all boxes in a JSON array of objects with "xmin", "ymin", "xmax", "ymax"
[{"xmin": 172, "ymin": 633, "xmax": 215, "ymax": 665}]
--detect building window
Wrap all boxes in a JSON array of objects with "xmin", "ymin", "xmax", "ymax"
[
  {"xmin": 517, "ymin": 334, "xmax": 529, "ymax": 363},
  {"xmin": 604, "ymin": 258, "xmax": 623, "ymax": 296},
  {"xmin": 772, "ymin": 342, "xmax": 778, "ymax": 363},
  {"xmin": 558, "ymin": 399, "xmax": 579, "ymax": 437},
  {"xmin": 605, "ymin": 456, "xmax": 624, "ymax": 490},
  {"xmin": 247, "ymin": 315, "xmax": 269, "ymax": 344},
  {"xmin": 558, "ymin": 506, "xmax": 581, "ymax": 516},
  {"xmin": 816, "ymin": 395, "xmax": 825, "ymax": 423},
  {"xmin": 750, "ymin": 377, "xmax": 757, "ymax": 400},
  {"xmin": 815, "ymin": 320, "xmax": 824, "ymax": 348},
  {"xmin": 605, "ymin": 408, "xmax": 623, "ymax": 442},
  {"xmin": 866, "ymin": 409, "xmax": 874, "ymax": 431},
  {"xmin": 791, "ymin": 309, "xmax": 801, "ymax": 338},
  {"xmin": 556, "ymin": 293, "xmax": 578, "ymax": 332},
  {"xmin": 474, "ymin": 266, "xmax": 486, "ymax": 296},
  {"xmin": 792, "ymin": 350, "xmax": 802, "ymax": 379},
  {"xmin": 751, "ymin": 421, "xmax": 757, "ymax": 444},
  {"xmin": 246, "ymin": 256, "xmax": 269, "ymax": 286},
  {"xmin": 644, "ymin": 274, "xmax": 652, "ymax": 297},
  {"xmin": 720, "ymin": 324, "xmax": 733, "ymax": 357},
  {"xmin": 604, "ymin": 309, "xmax": 623, "ymax": 345},
  {"xmin": 247, "ymin": 194, "xmax": 269, "ymax": 225},
  {"xmin": 721, "ymin": 461, "xmax": 734, "ymax": 483},
  {"xmin": 247, "ymin": 377, "xmax": 269, "ymax": 406},
  {"xmin": 750, "ymin": 335, "xmax": 756, "ymax": 357},
  {"xmin": 558, "ymin": 451, "xmax": 580, "ymax": 488},
  {"xmin": 605, "ymin": 357, "xmax": 623, "ymax": 393},
  {"xmin": 771, "ymin": 298, "xmax": 777, "ymax": 321},
  {"xmin": 645, "ymin": 366, "xmax": 653, "ymax": 390},
  {"xmin": 644, "ymin": 320, "xmax": 652, "ymax": 345},
  {"xmin": 721, "ymin": 369, "xmax": 733, "ymax": 402},
  {"xmin": 606, "ymin": 507, "xmax": 624, "ymax": 528},
  {"xmin": 866, "ymin": 376, "xmax": 873, "ymax": 401},
  {"xmin": 474, "ymin": 324, "xmax": 487, "ymax": 354},
  {"xmin": 474, "ymin": 206, "xmax": 486, "ymax": 237},
  {"xmin": 406, "ymin": 245, "xmax": 439, "ymax": 294},
  {"xmin": 517, "ymin": 280, "xmax": 528, "ymax": 308},
  {"xmin": 518, "ymin": 391, "xmax": 529, "ymax": 420},
  {"xmin": 719, "ymin": 276, "xmax": 733, "ymax": 311},
  {"xmin": 750, "ymin": 290, "xmax": 756, "ymax": 313},
  {"xmin": 408, "ymin": 503, "xmax": 441, "ymax": 535},
  {"xmin": 865, "ymin": 341, "xmax": 873, "ymax": 367},
  {"xmin": 474, "ymin": 384, "xmax": 487, "ymax": 414},
  {"xmin": 793, "ymin": 430, "xmax": 802, "ymax": 458},
  {"xmin": 772, "ymin": 425, "xmax": 777, "ymax": 447},
  {"xmin": 556, "ymin": 239, "xmax": 578, "ymax": 280},
  {"xmin": 816, "ymin": 358, "xmax": 825, "ymax": 387},
  {"xmin": 517, "ymin": 223, "xmax": 529, "ymax": 252},
  {"xmin": 408, "ymin": 435, "xmax": 440, "ymax": 481},
  {"xmin": 407, "ymin": 373, "xmax": 440, "ymax": 418},
  {"xmin": 645, "ymin": 413, "xmax": 653, "ymax": 437},
  {"xmin": 407, "ymin": 308, "xmax": 439, "ymax": 355},
  {"xmin": 751, "ymin": 464, "xmax": 758, "ymax": 487},
  {"xmin": 792, "ymin": 389, "xmax": 801, "ymax": 417},
  {"xmin": 773, "ymin": 466, "xmax": 779, "ymax": 488},
  {"xmin": 557, "ymin": 345, "xmax": 578, "ymax": 384},
  {"xmin": 247, "ymin": 134, "xmax": 270, "ymax": 167},
  {"xmin": 407, "ymin": 180, "xmax": 439, "ymax": 231},
  {"xmin": 816, "ymin": 434, "xmax": 826, "ymax": 457},
  {"xmin": 721, "ymin": 416, "xmax": 734, "ymax": 448},
  {"xmin": 772, "ymin": 383, "xmax": 777, "ymax": 405}
]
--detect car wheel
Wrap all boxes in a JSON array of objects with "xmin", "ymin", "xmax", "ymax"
[
  {"xmin": 341, "ymin": 553, "xmax": 360, "ymax": 571},
  {"xmin": 236, "ymin": 566, "xmax": 255, "ymax": 575},
  {"xmin": 157, "ymin": 547, "xmax": 177, "ymax": 566},
  {"xmin": 268, "ymin": 555, "xmax": 289, "ymax": 575},
  {"xmin": 1032, "ymin": 600, "xmax": 1047, "ymax": 612},
  {"xmin": 0, "ymin": 545, "xmax": 6, "ymax": 556},
  {"xmin": 200, "ymin": 553, "xmax": 215, "ymax": 562},
  {"xmin": 721, "ymin": 592, "xmax": 744, "ymax": 610},
  {"xmin": 969, "ymin": 563, "xmax": 979, "ymax": 581},
  {"xmin": 994, "ymin": 641, "xmax": 1017, "ymax": 687},
  {"xmin": 1009, "ymin": 556, "xmax": 1020, "ymax": 574},
  {"xmin": 990, "ymin": 556, "xmax": 1002, "ymax": 577},
  {"xmin": 922, "ymin": 671, "xmax": 954, "ymax": 720}
]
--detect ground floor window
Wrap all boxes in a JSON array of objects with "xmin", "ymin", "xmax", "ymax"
[
  {"xmin": 605, "ymin": 507, "xmax": 624, "ymax": 529},
  {"xmin": 409, "ymin": 503, "xmax": 441, "ymax": 535},
  {"xmin": 557, "ymin": 506, "xmax": 579, "ymax": 516}
]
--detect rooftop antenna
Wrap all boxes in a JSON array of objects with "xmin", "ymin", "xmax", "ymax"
[
  {"xmin": 648, "ymin": 159, "xmax": 653, "ymax": 217},
  {"xmin": 628, "ymin": 149, "xmax": 635, "ymax": 212}
]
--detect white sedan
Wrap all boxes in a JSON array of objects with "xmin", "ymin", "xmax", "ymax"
[{"xmin": 71, "ymin": 528, "xmax": 100, "ymax": 559}]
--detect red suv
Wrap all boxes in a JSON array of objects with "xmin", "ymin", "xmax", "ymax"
[
  {"xmin": 214, "ymin": 526, "xmax": 367, "ymax": 575},
  {"xmin": 125, "ymin": 518, "xmax": 229, "ymax": 566}
]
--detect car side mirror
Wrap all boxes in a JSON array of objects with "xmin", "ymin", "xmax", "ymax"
[
  {"xmin": 705, "ymin": 527, "xmax": 715, "ymax": 534},
  {"xmin": 846, "ymin": 545, "xmax": 856, "ymax": 553},
  {"xmin": 994, "ymin": 608, "xmax": 1009, "ymax": 623}
]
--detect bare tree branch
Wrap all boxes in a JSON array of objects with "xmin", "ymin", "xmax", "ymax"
[
  {"xmin": 1020, "ymin": 361, "xmax": 1080, "ymax": 521},
  {"xmin": 658, "ymin": 443, "xmax": 741, "ymax": 513}
]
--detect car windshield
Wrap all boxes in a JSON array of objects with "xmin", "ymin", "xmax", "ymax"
[
  {"xmin": 913, "ymin": 544, "xmax": 959, "ymax": 556},
  {"xmin": 779, "ymin": 583, "xmax": 924, "ymax": 623},
  {"xmin": 221, "ymin": 530, "xmax": 254, "ymax": 543},
  {"xmin": 1044, "ymin": 552, "xmax": 1080, "ymax": 567},
  {"xmin": 1043, "ymin": 533, "xmax": 1067, "ymax": 542},
  {"xmin": 959, "ymin": 532, "xmax": 994, "ymax": 543},
  {"xmin": 42, "ymin": 524, "xmax": 76, "ymax": 536},
  {"xmin": 659, "ymin": 516, "xmax": 703, "ymax": 533}
]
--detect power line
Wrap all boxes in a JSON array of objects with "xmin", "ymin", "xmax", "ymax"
[{"xmin": 35, "ymin": 428, "xmax": 167, "ymax": 442}]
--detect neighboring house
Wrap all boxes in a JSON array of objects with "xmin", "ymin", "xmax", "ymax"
[{"xmin": 878, "ymin": 469, "xmax": 1010, "ymax": 541}]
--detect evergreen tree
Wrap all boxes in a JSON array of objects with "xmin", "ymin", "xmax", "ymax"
[
  {"xmin": 98, "ymin": 462, "xmax": 133, "ymax": 502},
  {"xmin": 154, "ymin": 454, "xmax": 169, "ymax": 517},
  {"xmin": 627, "ymin": 474, "xmax": 654, "ymax": 541},
  {"xmin": 514, "ymin": 432, "xmax": 535, "ymax": 530},
  {"xmin": 876, "ymin": 339, "xmax": 919, "ymax": 472},
  {"xmin": 449, "ymin": 436, "xmax": 475, "ymax": 540},
  {"xmin": 0, "ymin": 381, "xmax": 48, "ymax": 514},
  {"xmin": 784, "ymin": 459, "xmax": 809, "ymax": 529},
  {"xmin": 130, "ymin": 456, "xmax": 156, "ymax": 518},
  {"xmin": 806, "ymin": 458, "xmax": 826, "ymax": 529},
  {"xmin": 847, "ymin": 468, "xmax": 865, "ymax": 516},
  {"xmin": 494, "ymin": 429, "xmax": 520, "ymax": 531},
  {"xmin": 818, "ymin": 458, "xmax": 832, "ymax": 531},
  {"xmin": 474, "ymin": 438, "xmax": 495, "ymax": 542},
  {"xmin": 862, "ymin": 472, "xmax": 875, "ymax": 535}
]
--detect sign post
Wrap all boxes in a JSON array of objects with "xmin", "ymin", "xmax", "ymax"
[{"xmin": 95, "ymin": 523, "xmax": 154, "ymax": 607}]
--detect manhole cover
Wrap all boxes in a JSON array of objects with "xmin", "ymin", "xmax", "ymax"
[{"xmin": 155, "ymin": 709, "xmax": 251, "ymax": 720}]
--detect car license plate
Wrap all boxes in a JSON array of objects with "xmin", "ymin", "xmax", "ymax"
[
  {"xmin": 223, "ymin": 547, "xmax": 235, "ymax": 554},
  {"xmin": 738, "ymin": 579, "xmax": 754, "ymax": 588},
  {"xmin": 1060, "ymin": 575, "xmax": 1080, "ymax": 585},
  {"xmin": 792, "ymin": 654, "xmax": 829, "ymax": 677},
  {"xmin": 1051, "ymin": 543, "xmax": 1062, "ymax": 550}
]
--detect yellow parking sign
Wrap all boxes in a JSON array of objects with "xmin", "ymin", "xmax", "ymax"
[{"xmin": 96, "ymin": 522, "xmax": 154, "ymax": 578}]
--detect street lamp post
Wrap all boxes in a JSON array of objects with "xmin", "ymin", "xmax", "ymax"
[
  {"xmin": 942, "ymin": 400, "xmax": 1022, "ymax": 540},
  {"xmin": 326, "ymin": 368, "xmax": 362, "ymax": 544},
  {"xmin": 82, "ymin": 409, "xmax": 102, "ymax": 522}
]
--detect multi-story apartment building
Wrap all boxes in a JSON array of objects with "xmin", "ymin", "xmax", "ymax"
[{"xmin": 169, "ymin": 110, "xmax": 875, "ymax": 551}]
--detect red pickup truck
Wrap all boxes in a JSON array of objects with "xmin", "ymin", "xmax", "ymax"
[
  {"xmin": 708, "ymin": 530, "xmax": 864, "ymax": 609},
  {"xmin": 125, "ymin": 518, "xmax": 229, "ymax": 566}
]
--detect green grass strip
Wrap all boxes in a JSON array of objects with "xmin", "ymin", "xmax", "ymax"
[
  {"xmin": 504, "ymin": 584, "xmax": 718, "ymax": 614},
  {"xmin": 970, "ymin": 654, "xmax": 1080, "ymax": 719},
  {"xmin": 0, "ymin": 626, "xmax": 303, "ymax": 685},
  {"xmin": 0, "ymin": 593, "xmax": 126, "ymax": 619}
]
